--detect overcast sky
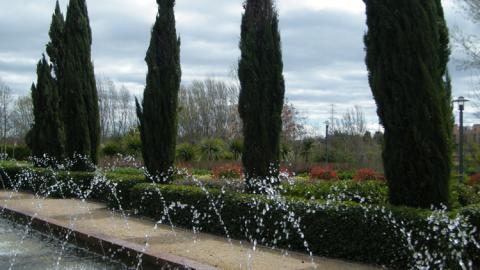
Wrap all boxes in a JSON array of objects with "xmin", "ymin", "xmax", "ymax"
[{"xmin": 0, "ymin": 0, "xmax": 478, "ymax": 131}]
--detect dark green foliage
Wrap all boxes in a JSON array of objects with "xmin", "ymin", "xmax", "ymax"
[
  {"xmin": 46, "ymin": 1, "xmax": 65, "ymax": 83},
  {"xmin": 364, "ymin": 0, "xmax": 452, "ymax": 208},
  {"xmin": 26, "ymin": 56, "xmax": 65, "ymax": 162},
  {"xmin": 229, "ymin": 138, "xmax": 244, "ymax": 161},
  {"xmin": 451, "ymin": 182, "xmax": 480, "ymax": 207},
  {"xmin": 129, "ymin": 183, "xmax": 479, "ymax": 269},
  {"xmin": 238, "ymin": 0, "xmax": 285, "ymax": 191},
  {"xmin": 62, "ymin": 0, "xmax": 100, "ymax": 169},
  {"xmin": 282, "ymin": 180, "xmax": 389, "ymax": 205},
  {"xmin": 100, "ymin": 130, "xmax": 142, "ymax": 157},
  {"xmin": 101, "ymin": 140, "xmax": 124, "ymax": 157},
  {"xmin": 176, "ymin": 143, "xmax": 197, "ymax": 162},
  {"xmin": 136, "ymin": 0, "xmax": 181, "ymax": 183},
  {"xmin": 199, "ymin": 138, "xmax": 225, "ymax": 161},
  {"xmin": 0, "ymin": 163, "xmax": 147, "ymax": 209},
  {"xmin": 1, "ymin": 145, "xmax": 31, "ymax": 161}
]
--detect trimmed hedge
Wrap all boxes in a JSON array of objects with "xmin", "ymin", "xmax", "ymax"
[
  {"xmin": 282, "ymin": 180, "xmax": 388, "ymax": 204},
  {"xmin": 129, "ymin": 184, "xmax": 480, "ymax": 269},
  {"xmin": 0, "ymin": 163, "xmax": 147, "ymax": 209},
  {"xmin": 1, "ymin": 145, "xmax": 31, "ymax": 161}
]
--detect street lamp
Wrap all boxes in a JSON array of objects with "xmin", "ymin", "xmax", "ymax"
[
  {"xmin": 325, "ymin": 121, "xmax": 329, "ymax": 165},
  {"xmin": 453, "ymin": 96, "xmax": 469, "ymax": 183}
]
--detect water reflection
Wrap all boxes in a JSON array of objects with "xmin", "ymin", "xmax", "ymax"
[{"xmin": 0, "ymin": 217, "xmax": 131, "ymax": 270}]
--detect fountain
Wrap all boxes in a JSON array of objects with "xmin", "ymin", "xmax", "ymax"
[{"xmin": 0, "ymin": 156, "xmax": 478, "ymax": 269}]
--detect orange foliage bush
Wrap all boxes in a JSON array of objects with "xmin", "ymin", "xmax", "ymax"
[
  {"xmin": 354, "ymin": 168, "xmax": 380, "ymax": 182},
  {"xmin": 310, "ymin": 166, "xmax": 338, "ymax": 180},
  {"xmin": 468, "ymin": 173, "xmax": 480, "ymax": 186},
  {"xmin": 212, "ymin": 163, "xmax": 243, "ymax": 179}
]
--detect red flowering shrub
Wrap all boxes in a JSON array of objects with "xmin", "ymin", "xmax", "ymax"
[
  {"xmin": 468, "ymin": 173, "xmax": 480, "ymax": 186},
  {"xmin": 354, "ymin": 168, "xmax": 380, "ymax": 182},
  {"xmin": 309, "ymin": 166, "xmax": 338, "ymax": 180},
  {"xmin": 212, "ymin": 164, "xmax": 242, "ymax": 179}
]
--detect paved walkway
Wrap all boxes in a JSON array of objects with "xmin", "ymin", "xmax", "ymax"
[{"xmin": 0, "ymin": 191, "xmax": 381, "ymax": 270}]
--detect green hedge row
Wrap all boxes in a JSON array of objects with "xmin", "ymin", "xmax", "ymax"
[
  {"xmin": 128, "ymin": 183, "xmax": 479, "ymax": 269},
  {"xmin": 0, "ymin": 145, "xmax": 31, "ymax": 161},
  {"xmin": 281, "ymin": 180, "xmax": 480, "ymax": 208},
  {"xmin": 0, "ymin": 163, "xmax": 147, "ymax": 209},
  {"xmin": 0, "ymin": 162, "xmax": 479, "ymax": 269},
  {"xmin": 281, "ymin": 180, "xmax": 389, "ymax": 204}
]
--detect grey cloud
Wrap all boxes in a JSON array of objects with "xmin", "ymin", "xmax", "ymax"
[{"xmin": 0, "ymin": 0, "xmax": 477, "ymax": 128}]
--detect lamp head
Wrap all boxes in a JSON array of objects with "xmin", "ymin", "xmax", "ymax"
[{"xmin": 454, "ymin": 96, "xmax": 469, "ymax": 110}]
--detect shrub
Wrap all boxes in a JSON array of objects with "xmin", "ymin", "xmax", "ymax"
[
  {"xmin": 309, "ymin": 166, "xmax": 338, "ymax": 180},
  {"xmin": 0, "ymin": 162, "xmax": 147, "ymax": 208},
  {"xmin": 229, "ymin": 139, "xmax": 243, "ymax": 160},
  {"xmin": 122, "ymin": 130, "xmax": 142, "ymax": 155},
  {"xmin": 468, "ymin": 173, "xmax": 480, "ymax": 186},
  {"xmin": 176, "ymin": 143, "xmax": 198, "ymax": 162},
  {"xmin": 1, "ymin": 144, "xmax": 31, "ymax": 161},
  {"xmin": 199, "ymin": 139, "xmax": 227, "ymax": 161},
  {"xmin": 451, "ymin": 182, "xmax": 480, "ymax": 207},
  {"xmin": 337, "ymin": 170, "xmax": 355, "ymax": 180},
  {"xmin": 353, "ymin": 168, "xmax": 380, "ymax": 182},
  {"xmin": 282, "ymin": 180, "xmax": 388, "ymax": 205},
  {"xmin": 130, "ymin": 183, "xmax": 480, "ymax": 269},
  {"xmin": 108, "ymin": 167, "xmax": 143, "ymax": 176},
  {"xmin": 102, "ymin": 141, "xmax": 124, "ymax": 157},
  {"xmin": 212, "ymin": 163, "xmax": 242, "ymax": 179},
  {"xmin": 191, "ymin": 168, "xmax": 211, "ymax": 176}
]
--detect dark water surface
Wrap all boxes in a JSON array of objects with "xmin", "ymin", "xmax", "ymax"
[{"xmin": 0, "ymin": 217, "xmax": 132, "ymax": 270}]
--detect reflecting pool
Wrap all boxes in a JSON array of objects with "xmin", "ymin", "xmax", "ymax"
[{"xmin": 0, "ymin": 217, "xmax": 131, "ymax": 270}]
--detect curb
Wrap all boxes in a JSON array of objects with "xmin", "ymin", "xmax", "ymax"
[{"xmin": 0, "ymin": 205, "xmax": 219, "ymax": 270}]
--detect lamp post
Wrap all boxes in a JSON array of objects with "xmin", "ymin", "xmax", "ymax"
[
  {"xmin": 453, "ymin": 96, "xmax": 469, "ymax": 183},
  {"xmin": 325, "ymin": 121, "xmax": 329, "ymax": 165}
]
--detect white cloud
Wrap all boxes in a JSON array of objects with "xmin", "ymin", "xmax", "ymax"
[
  {"xmin": 277, "ymin": 0, "xmax": 365, "ymax": 15},
  {"xmin": 0, "ymin": 0, "xmax": 477, "ymax": 128}
]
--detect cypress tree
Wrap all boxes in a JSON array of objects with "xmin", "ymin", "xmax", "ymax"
[
  {"xmin": 46, "ymin": 0, "xmax": 65, "ymax": 83},
  {"xmin": 238, "ymin": 0, "xmax": 285, "ymax": 193},
  {"xmin": 26, "ymin": 55, "xmax": 65, "ymax": 163},
  {"xmin": 136, "ymin": 0, "xmax": 181, "ymax": 183},
  {"xmin": 364, "ymin": 0, "xmax": 452, "ymax": 208},
  {"xmin": 62, "ymin": 0, "xmax": 100, "ymax": 170}
]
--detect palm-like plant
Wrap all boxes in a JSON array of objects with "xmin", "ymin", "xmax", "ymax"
[
  {"xmin": 200, "ymin": 139, "xmax": 225, "ymax": 161},
  {"xmin": 176, "ymin": 143, "xmax": 197, "ymax": 162}
]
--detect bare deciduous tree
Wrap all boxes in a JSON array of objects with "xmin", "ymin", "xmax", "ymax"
[
  {"xmin": 10, "ymin": 95, "xmax": 33, "ymax": 140},
  {"xmin": 337, "ymin": 105, "xmax": 367, "ymax": 136},
  {"xmin": 0, "ymin": 79, "xmax": 12, "ymax": 153},
  {"xmin": 97, "ymin": 76, "xmax": 136, "ymax": 140},
  {"xmin": 178, "ymin": 78, "xmax": 241, "ymax": 142}
]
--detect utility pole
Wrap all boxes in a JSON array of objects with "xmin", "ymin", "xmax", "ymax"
[{"xmin": 329, "ymin": 104, "xmax": 335, "ymax": 132}]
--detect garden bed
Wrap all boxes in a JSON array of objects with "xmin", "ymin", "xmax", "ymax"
[{"xmin": 0, "ymin": 161, "xmax": 479, "ymax": 269}]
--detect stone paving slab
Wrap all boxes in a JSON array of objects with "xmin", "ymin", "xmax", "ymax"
[{"xmin": 0, "ymin": 191, "xmax": 382, "ymax": 270}]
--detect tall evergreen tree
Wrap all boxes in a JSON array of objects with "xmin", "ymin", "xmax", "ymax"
[
  {"xmin": 364, "ymin": 0, "xmax": 452, "ymax": 208},
  {"xmin": 136, "ymin": 0, "xmax": 181, "ymax": 183},
  {"xmin": 46, "ymin": 0, "xmax": 65, "ymax": 82},
  {"xmin": 238, "ymin": 0, "xmax": 285, "ymax": 192},
  {"xmin": 26, "ymin": 56, "xmax": 65, "ymax": 163},
  {"xmin": 62, "ymin": 0, "xmax": 100, "ymax": 170}
]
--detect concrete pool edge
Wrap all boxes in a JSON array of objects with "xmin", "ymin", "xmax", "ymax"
[{"xmin": 0, "ymin": 205, "xmax": 219, "ymax": 270}]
